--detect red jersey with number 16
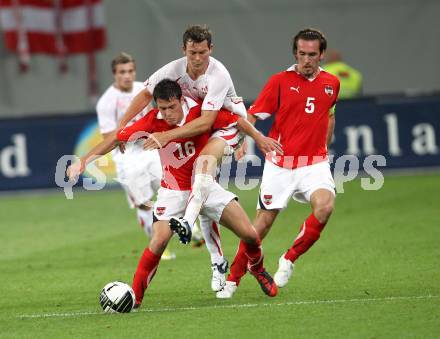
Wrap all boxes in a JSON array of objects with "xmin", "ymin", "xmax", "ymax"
[
  {"xmin": 248, "ymin": 66, "xmax": 340, "ymax": 169},
  {"xmin": 117, "ymin": 97, "xmax": 238, "ymax": 190}
]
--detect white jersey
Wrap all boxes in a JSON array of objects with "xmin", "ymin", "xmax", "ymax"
[
  {"xmin": 96, "ymin": 81, "xmax": 153, "ymax": 162},
  {"xmin": 144, "ymin": 56, "xmax": 246, "ymax": 116},
  {"xmin": 96, "ymin": 81, "xmax": 161, "ymax": 207},
  {"xmin": 96, "ymin": 81, "xmax": 149, "ymax": 134}
]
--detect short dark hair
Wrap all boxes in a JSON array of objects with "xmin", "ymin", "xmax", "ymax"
[
  {"xmin": 292, "ymin": 28, "xmax": 327, "ymax": 54},
  {"xmin": 111, "ymin": 52, "xmax": 135, "ymax": 73},
  {"xmin": 183, "ymin": 24, "xmax": 212, "ymax": 48},
  {"xmin": 153, "ymin": 79, "xmax": 182, "ymax": 102}
]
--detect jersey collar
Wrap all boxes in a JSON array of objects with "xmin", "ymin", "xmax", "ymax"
[
  {"xmin": 177, "ymin": 97, "xmax": 198, "ymax": 126},
  {"xmin": 287, "ymin": 64, "xmax": 323, "ymax": 81},
  {"xmin": 184, "ymin": 56, "xmax": 212, "ymax": 80},
  {"xmin": 156, "ymin": 96, "xmax": 197, "ymax": 125}
]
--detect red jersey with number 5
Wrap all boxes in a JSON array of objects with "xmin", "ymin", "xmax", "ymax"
[
  {"xmin": 248, "ymin": 66, "xmax": 340, "ymax": 169},
  {"xmin": 117, "ymin": 97, "xmax": 238, "ymax": 190}
]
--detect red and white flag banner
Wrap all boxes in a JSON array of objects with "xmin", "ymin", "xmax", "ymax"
[
  {"xmin": 0, "ymin": 0, "xmax": 106, "ymax": 96},
  {"xmin": 0, "ymin": 0, "xmax": 106, "ymax": 55}
]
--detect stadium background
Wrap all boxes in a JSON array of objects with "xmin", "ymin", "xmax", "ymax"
[
  {"xmin": 1, "ymin": 0, "xmax": 439, "ymax": 190},
  {"xmin": 0, "ymin": 1, "xmax": 439, "ymax": 338},
  {"xmin": 1, "ymin": 0, "xmax": 440, "ymax": 116}
]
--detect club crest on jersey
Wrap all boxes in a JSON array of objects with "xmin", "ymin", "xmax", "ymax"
[
  {"xmin": 324, "ymin": 85, "xmax": 334, "ymax": 97},
  {"xmin": 156, "ymin": 207, "xmax": 166, "ymax": 216},
  {"xmin": 263, "ymin": 195, "xmax": 273, "ymax": 205}
]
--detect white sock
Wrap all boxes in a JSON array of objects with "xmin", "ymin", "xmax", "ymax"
[
  {"xmin": 199, "ymin": 215, "xmax": 224, "ymax": 266},
  {"xmin": 184, "ymin": 174, "xmax": 214, "ymax": 228},
  {"xmin": 191, "ymin": 220, "xmax": 203, "ymax": 242},
  {"xmin": 137, "ymin": 208, "xmax": 153, "ymax": 238}
]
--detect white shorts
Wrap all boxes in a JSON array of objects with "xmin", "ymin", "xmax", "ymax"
[
  {"xmin": 257, "ymin": 160, "xmax": 335, "ymax": 210},
  {"xmin": 153, "ymin": 183, "xmax": 236, "ymax": 224},
  {"xmin": 210, "ymin": 128, "xmax": 245, "ymax": 155},
  {"xmin": 114, "ymin": 144, "xmax": 162, "ymax": 208},
  {"xmin": 209, "ymin": 96, "xmax": 246, "ymax": 155}
]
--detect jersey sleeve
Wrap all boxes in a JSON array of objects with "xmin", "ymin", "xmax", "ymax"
[
  {"xmin": 329, "ymin": 78, "xmax": 341, "ymax": 116},
  {"xmin": 212, "ymin": 109, "xmax": 239, "ymax": 130},
  {"xmin": 201, "ymin": 72, "xmax": 231, "ymax": 111},
  {"xmin": 248, "ymin": 74, "xmax": 280, "ymax": 120},
  {"xmin": 96, "ymin": 94, "xmax": 117, "ymax": 134},
  {"xmin": 143, "ymin": 61, "xmax": 177, "ymax": 94},
  {"xmin": 117, "ymin": 110, "xmax": 156, "ymax": 142}
]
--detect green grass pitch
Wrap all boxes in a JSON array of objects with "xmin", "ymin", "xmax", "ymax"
[{"xmin": 1, "ymin": 174, "xmax": 439, "ymax": 338}]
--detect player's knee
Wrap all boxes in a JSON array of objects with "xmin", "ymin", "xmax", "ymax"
[
  {"xmin": 194, "ymin": 155, "xmax": 218, "ymax": 175},
  {"xmin": 314, "ymin": 200, "xmax": 334, "ymax": 223}
]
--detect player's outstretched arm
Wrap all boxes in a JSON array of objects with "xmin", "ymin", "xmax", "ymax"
[
  {"xmin": 236, "ymin": 117, "xmax": 283, "ymax": 155},
  {"xmin": 327, "ymin": 114, "xmax": 335, "ymax": 145},
  {"xmin": 143, "ymin": 110, "xmax": 218, "ymax": 149},
  {"xmin": 66, "ymin": 131, "xmax": 120, "ymax": 181},
  {"xmin": 118, "ymin": 88, "xmax": 153, "ymax": 128}
]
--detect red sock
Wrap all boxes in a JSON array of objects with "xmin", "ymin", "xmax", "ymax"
[
  {"xmin": 227, "ymin": 239, "xmax": 263, "ymax": 284},
  {"xmin": 227, "ymin": 241, "xmax": 248, "ymax": 285},
  {"xmin": 284, "ymin": 214, "xmax": 326, "ymax": 263},
  {"xmin": 243, "ymin": 239, "xmax": 264, "ymax": 274},
  {"xmin": 132, "ymin": 248, "xmax": 161, "ymax": 304}
]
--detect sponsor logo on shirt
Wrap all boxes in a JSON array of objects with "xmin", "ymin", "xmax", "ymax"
[
  {"xmin": 325, "ymin": 85, "xmax": 334, "ymax": 97},
  {"xmin": 290, "ymin": 86, "xmax": 300, "ymax": 93},
  {"xmin": 231, "ymin": 96, "xmax": 243, "ymax": 104}
]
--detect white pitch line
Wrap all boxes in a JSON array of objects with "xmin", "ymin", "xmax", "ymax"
[{"xmin": 18, "ymin": 295, "xmax": 439, "ymax": 319}]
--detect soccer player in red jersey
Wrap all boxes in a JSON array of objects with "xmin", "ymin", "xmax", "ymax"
[
  {"xmin": 218, "ymin": 28, "xmax": 340, "ymax": 298},
  {"xmin": 67, "ymin": 79, "xmax": 277, "ymax": 307},
  {"xmin": 117, "ymin": 25, "xmax": 282, "ymax": 245}
]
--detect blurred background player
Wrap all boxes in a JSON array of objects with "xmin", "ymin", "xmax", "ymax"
[
  {"xmin": 218, "ymin": 28, "xmax": 340, "ymax": 298},
  {"xmin": 96, "ymin": 52, "xmax": 176, "ymax": 259},
  {"xmin": 323, "ymin": 49, "xmax": 362, "ymax": 99},
  {"xmin": 117, "ymin": 25, "xmax": 280, "ymax": 243}
]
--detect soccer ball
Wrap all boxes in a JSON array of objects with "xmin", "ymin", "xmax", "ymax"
[{"xmin": 99, "ymin": 281, "xmax": 136, "ymax": 313}]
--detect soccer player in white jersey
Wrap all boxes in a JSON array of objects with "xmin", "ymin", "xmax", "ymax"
[
  {"xmin": 96, "ymin": 52, "xmax": 176, "ymax": 259},
  {"xmin": 118, "ymin": 25, "xmax": 281, "ymax": 244},
  {"xmin": 95, "ymin": 55, "xmax": 229, "ymax": 288}
]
